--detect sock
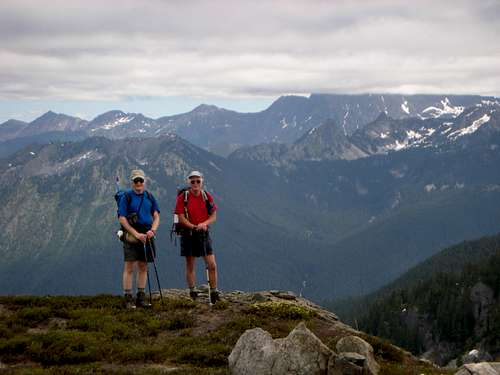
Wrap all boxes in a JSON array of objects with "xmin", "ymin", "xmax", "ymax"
[
  {"xmin": 137, "ymin": 288, "xmax": 145, "ymax": 294},
  {"xmin": 189, "ymin": 286, "xmax": 195, "ymax": 291},
  {"xmin": 210, "ymin": 287, "xmax": 218, "ymax": 292},
  {"xmin": 124, "ymin": 289, "xmax": 132, "ymax": 296}
]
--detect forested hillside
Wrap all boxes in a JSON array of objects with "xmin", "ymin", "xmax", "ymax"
[{"xmin": 332, "ymin": 233, "xmax": 500, "ymax": 365}]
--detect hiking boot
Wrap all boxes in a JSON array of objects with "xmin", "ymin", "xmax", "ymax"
[
  {"xmin": 124, "ymin": 293, "xmax": 136, "ymax": 309},
  {"xmin": 189, "ymin": 289, "xmax": 199, "ymax": 301},
  {"xmin": 136, "ymin": 291, "xmax": 152, "ymax": 308},
  {"xmin": 210, "ymin": 290, "xmax": 220, "ymax": 304}
]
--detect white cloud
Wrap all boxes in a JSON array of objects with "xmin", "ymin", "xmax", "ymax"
[{"xmin": 0, "ymin": 0, "xmax": 499, "ymax": 102}]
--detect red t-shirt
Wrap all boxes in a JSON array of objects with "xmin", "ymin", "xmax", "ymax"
[{"xmin": 174, "ymin": 190, "xmax": 217, "ymax": 225}]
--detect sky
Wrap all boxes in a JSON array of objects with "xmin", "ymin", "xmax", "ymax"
[{"xmin": 1, "ymin": 0, "xmax": 500, "ymax": 123}]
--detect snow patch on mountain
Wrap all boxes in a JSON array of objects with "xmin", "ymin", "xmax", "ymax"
[
  {"xmin": 421, "ymin": 98, "xmax": 464, "ymax": 119},
  {"xmin": 425, "ymin": 184, "xmax": 437, "ymax": 192},
  {"xmin": 448, "ymin": 114, "xmax": 491, "ymax": 140},
  {"xmin": 280, "ymin": 117, "xmax": 288, "ymax": 129},
  {"xmin": 342, "ymin": 110, "xmax": 349, "ymax": 136},
  {"xmin": 481, "ymin": 99, "xmax": 500, "ymax": 106},
  {"xmin": 209, "ymin": 161, "xmax": 222, "ymax": 172},
  {"xmin": 93, "ymin": 116, "xmax": 135, "ymax": 131},
  {"xmin": 401, "ymin": 101, "xmax": 410, "ymax": 115}
]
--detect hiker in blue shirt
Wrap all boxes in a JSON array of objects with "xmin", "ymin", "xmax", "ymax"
[{"xmin": 118, "ymin": 169, "xmax": 160, "ymax": 309}]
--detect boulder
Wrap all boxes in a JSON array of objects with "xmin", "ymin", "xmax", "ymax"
[
  {"xmin": 462, "ymin": 349, "xmax": 493, "ymax": 364},
  {"xmin": 329, "ymin": 352, "xmax": 366, "ymax": 375},
  {"xmin": 455, "ymin": 362, "xmax": 500, "ymax": 375},
  {"xmin": 228, "ymin": 327, "xmax": 279, "ymax": 375},
  {"xmin": 272, "ymin": 322, "xmax": 332, "ymax": 374},
  {"xmin": 336, "ymin": 335, "xmax": 380, "ymax": 375},
  {"xmin": 229, "ymin": 322, "xmax": 332, "ymax": 375}
]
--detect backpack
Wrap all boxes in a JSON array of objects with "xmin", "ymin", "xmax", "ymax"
[{"xmin": 171, "ymin": 188, "xmax": 214, "ymax": 240}]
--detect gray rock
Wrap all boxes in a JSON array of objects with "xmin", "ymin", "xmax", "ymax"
[
  {"xmin": 462, "ymin": 349, "xmax": 493, "ymax": 364},
  {"xmin": 229, "ymin": 322, "xmax": 332, "ymax": 375},
  {"xmin": 329, "ymin": 352, "xmax": 366, "ymax": 375},
  {"xmin": 273, "ymin": 322, "xmax": 332, "ymax": 374},
  {"xmin": 455, "ymin": 362, "xmax": 500, "ymax": 375},
  {"xmin": 251, "ymin": 292, "xmax": 270, "ymax": 303},
  {"xmin": 336, "ymin": 335, "xmax": 380, "ymax": 375},
  {"xmin": 228, "ymin": 327, "xmax": 279, "ymax": 375}
]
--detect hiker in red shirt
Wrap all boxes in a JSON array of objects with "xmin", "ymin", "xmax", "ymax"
[{"xmin": 174, "ymin": 170, "xmax": 220, "ymax": 303}]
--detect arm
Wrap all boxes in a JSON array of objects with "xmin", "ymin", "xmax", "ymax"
[
  {"xmin": 197, "ymin": 211, "xmax": 216, "ymax": 231},
  {"xmin": 119, "ymin": 216, "xmax": 147, "ymax": 243},
  {"xmin": 147, "ymin": 211, "xmax": 160, "ymax": 239},
  {"xmin": 178, "ymin": 213, "xmax": 197, "ymax": 230}
]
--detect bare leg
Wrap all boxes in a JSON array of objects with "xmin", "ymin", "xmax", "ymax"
[
  {"xmin": 204, "ymin": 254, "xmax": 217, "ymax": 289},
  {"xmin": 123, "ymin": 261, "xmax": 136, "ymax": 291},
  {"xmin": 136, "ymin": 261, "xmax": 148, "ymax": 289},
  {"xmin": 186, "ymin": 256, "xmax": 196, "ymax": 288}
]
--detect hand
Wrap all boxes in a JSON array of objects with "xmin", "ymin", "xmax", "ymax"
[
  {"xmin": 146, "ymin": 230, "xmax": 155, "ymax": 239},
  {"xmin": 136, "ymin": 233, "xmax": 147, "ymax": 243},
  {"xmin": 197, "ymin": 223, "xmax": 208, "ymax": 231}
]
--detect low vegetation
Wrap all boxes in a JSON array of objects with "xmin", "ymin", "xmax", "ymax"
[{"xmin": 0, "ymin": 294, "xmax": 452, "ymax": 374}]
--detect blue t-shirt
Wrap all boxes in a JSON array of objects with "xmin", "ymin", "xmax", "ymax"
[{"xmin": 118, "ymin": 189, "xmax": 160, "ymax": 226}]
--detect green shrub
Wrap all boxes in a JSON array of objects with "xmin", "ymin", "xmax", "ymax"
[
  {"xmin": 245, "ymin": 301, "xmax": 315, "ymax": 320},
  {"xmin": 28, "ymin": 330, "xmax": 109, "ymax": 365}
]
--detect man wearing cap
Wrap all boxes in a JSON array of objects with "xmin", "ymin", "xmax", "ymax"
[
  {"xmin": 175, "ymin": 170, "xmax": 220, "ymax": 303},
  {"xmin": 118, "ymin": 169, "xmax": 160, "ymax": 309}
]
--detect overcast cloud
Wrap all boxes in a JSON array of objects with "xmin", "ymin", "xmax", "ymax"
[{"xmin": 1, "ymin": 0, "xmax": 499, "ymax": 120}]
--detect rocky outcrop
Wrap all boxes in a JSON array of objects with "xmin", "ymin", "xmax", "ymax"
[
  {"xmin": 470, "ymin": 282, "xmax": 495, "ymax": 337},
  {"xmin": 336, "ymin": 335, "xmax": 380, "ymax": 375},
  {"xmin": 229, "ymin": 323, "xmax": 379, "ymax": 375},
  {"xmin": 455, "ymin": 362, "xmax": 500, "ymax": 375},
  {"xmin": 228, "ymin": 323, "xmax": 332, "ymax": 375},
  {"xmin": 462, "ymin": 349, "xmax": 494, "ymax": 365}
]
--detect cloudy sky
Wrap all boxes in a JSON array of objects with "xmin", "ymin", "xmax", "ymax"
[{"xmin": 1, "ymin": 0, "xmax": 499, "ymax": 122}]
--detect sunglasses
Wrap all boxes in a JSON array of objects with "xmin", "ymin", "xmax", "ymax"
[
  {"xmin": 190, "ymin": 179, "xmax": 202, "ymax": 185},
  {"xmin": 133, "ymin": 178, "xmax": 144, "ymax": 184}
]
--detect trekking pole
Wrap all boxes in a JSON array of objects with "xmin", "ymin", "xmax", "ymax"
[
  {"xmin": 203, "ymin": 231, "xmax": 213, "ymax": 307},
  {"xmin": 149, "ymin": 237, "xmax": 163, "ymax": 301},
  {"xmin": 206, "ymin": 267, "xmax": 213, "ymax": 307},
  {"xmin": 143, "ymin": 242, "xmax": 153, "ymax": 305}
]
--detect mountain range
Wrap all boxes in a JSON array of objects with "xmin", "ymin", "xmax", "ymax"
[
  {"xmin": 2, "ymin": 94, "xmax": 498, "ymax": 157},
  {"xmin": 1, "ymin": 93, "xmax": 500, "ymax": 302}
]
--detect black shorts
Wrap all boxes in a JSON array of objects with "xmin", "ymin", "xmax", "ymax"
[
  {"xmin": 180, "ymin": 231, "xmax": 214, "ymax": 257},
  {"xmin": 123, "ymin": 240, "xmax": 155, "ymax": 262}
]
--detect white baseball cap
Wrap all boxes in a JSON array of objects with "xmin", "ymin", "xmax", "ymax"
[{"xmin": 187, "ymin": 170, "xmax": 203, "ymax": 179}]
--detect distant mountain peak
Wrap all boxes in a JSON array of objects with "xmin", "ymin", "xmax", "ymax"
[{"xmin": 192, "ymin": 104, "xmax": 221, "ymax": 114}]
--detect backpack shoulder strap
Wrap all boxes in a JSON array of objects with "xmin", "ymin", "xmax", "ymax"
[
  {"xmin": 183, "ymin": 190, "xmax": 189, "ymax": 220},
  {"xmin": 124, "ymin": 191, "xmax": 132, "ymax": 207},
  {"xmin": 201, "ymin": 190, "xmax": 208, "ymax": 201},
  {"xmin": 145, "ymin": 190, "xmax": 156, "ymax": 214},
  {"xmin": 201, "ymin": 190, "xmax": 214, "ymax": 215}
]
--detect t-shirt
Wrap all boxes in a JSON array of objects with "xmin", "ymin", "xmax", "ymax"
[
  {"xmin": 174, "ymin": 190, "xmax": 217, "ymax": 225},
  {"xmin": 118, "ymin": 189, "xmax": 160, "ymax": 227}
]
